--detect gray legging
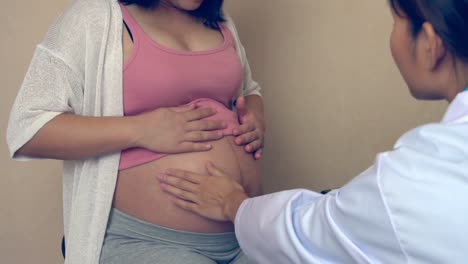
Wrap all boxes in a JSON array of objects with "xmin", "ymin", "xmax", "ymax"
[{"xmin": 100, "ymin": 209, "xmax": 253, "ymax": 264}]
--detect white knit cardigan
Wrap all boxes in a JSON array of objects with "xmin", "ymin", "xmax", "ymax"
[{"xmin": 6, "ymin": 0, "xmax": 261, "ymax": 263}]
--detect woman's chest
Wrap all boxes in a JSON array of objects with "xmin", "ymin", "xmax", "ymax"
[{"xmin": 122, "ymin": 48, "xmax": 243, "ymax": 115}]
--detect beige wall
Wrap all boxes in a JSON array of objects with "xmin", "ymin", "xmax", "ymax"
[{"xmin": 1, "ymin": 0, "xmax": 446, "ymax": 263}]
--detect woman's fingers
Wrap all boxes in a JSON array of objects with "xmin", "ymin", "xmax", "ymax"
[
  {"xmin": 233, "ymin": 123, "xmax": 255, "ymax": 136},
  {"xmin": 177, "ymin": 142, "xmax": 212, "ymax": 152},
  {"xmin": 170, "ymin": 104, "xmax": 196, "ymax": 113},
  {"xmin": 254, "ymin": 148, "xmax": 263, "ymax": 160},
  {"xmin": 186, "ymin": 119, "xmax": 226, "ymax": 132},
  {"xmin": 246, "ymin": 139, "xmax": 262, "ymax": 153},
  {"xmin": 235, "ymin": 131, "xmax": 259, "ymax": 146},
  {"xmin": 184, "ymin": 131, "xmax": 223, "ymax": 142},
  {"xmin": 184, "ymin": 107, "xmax": 217, "ymax": 121}
]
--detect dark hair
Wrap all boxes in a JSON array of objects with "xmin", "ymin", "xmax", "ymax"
[
  {"xmin": 389, "ymin": 0, "xmax": 468, "ymax": 62},
  {"xmin": 119, "ymin": 0, "xmax": 225, "ymax": 30},
  {"xmin": 389, "ymin": 0, "xmax": 468, "ymax": 61}
]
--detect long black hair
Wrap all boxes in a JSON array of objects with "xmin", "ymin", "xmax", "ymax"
[
  {"xmin": 389, "ymin": 0, "xmax": 468, "ymax": 62},
  {"xmin": 119, "ymin": 0, "xmax": 225, "ymax": 30}
]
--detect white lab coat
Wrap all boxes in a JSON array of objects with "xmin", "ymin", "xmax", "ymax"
[{"xmin": 235, "ymin": 91, "xmax": 468, "ymax": 264}]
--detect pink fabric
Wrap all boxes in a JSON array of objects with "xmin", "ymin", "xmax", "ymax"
[{"xmin": 119, "ymin": 4, "xmax": 243, "ymax": 170}]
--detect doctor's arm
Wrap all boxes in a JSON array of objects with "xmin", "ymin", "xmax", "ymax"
[{"xmin": 160, "ymin": 160, "xmax": 406, "ymax": 263}]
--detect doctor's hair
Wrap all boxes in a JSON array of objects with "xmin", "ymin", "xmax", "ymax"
[
  {"xmin": 118, "ymin": 0, "xmax": 225, "ymax": 30},
  {"xmin": 389, "ymin": 0, "xmax": 468, "ymax": 62}
]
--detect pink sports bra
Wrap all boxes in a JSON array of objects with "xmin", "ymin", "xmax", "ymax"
[{"xmin": 119, "ymin": 4, "xmax": 243, "ymax": 170}]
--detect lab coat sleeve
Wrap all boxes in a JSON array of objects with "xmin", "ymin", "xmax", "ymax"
[{"xmin": 235, "ymin": 160, "xmax": 406, "ymax": 264}]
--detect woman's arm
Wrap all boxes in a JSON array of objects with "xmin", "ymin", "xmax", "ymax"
[
  {"xmin": 224, "ymin": 15, "xmax": 265, "ymax": 158},
  {"xmin": 17, "ymin": 114, "xmax": 136, "ymax": 160},
  {"xmin": 17, "ymin": 105, "xmax": 227, "ymax": 160}
]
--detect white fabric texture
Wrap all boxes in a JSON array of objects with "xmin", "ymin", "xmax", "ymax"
[
  {"xmin": 6, "ymin": 0, "xmax": 261, "ymax": 263},
  {"xmin": 235, "ymin": 91, "xmax": 468, "ymax": 264}
]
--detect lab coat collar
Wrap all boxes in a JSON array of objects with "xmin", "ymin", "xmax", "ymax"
[{"xmin": 442, "ymin": 90, "xmax": 468, "ymax": 124}]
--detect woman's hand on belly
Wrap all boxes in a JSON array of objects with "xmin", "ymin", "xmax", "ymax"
[
  {"xmin": 131, "ymin": 104, "xmax": 227, "ymax": 153},
  {"xmin": 232, "ymin": 96, "xmax": 265, "ymax": 160}
]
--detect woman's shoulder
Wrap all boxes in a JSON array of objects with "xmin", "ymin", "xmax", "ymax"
[
  {"xmin": 50, "ymin": 0, "xmax": 113, "ymax": 26},
  {"xmin": 222, "ymin": 14, "xmax": 238, "ymax": 36},
  {"xmin": 39, "ymin": 0, "xmax": 118, "ymax": 65},
  {"xmin": 66, "ymin": 0, "xmax": 114, "ymax": 20},
  {"xmin": 221, "ymin": 14, "xmax": 245, "ymax": 60},
  {"xmin": 41, "ymin": 0, "xmax": 115, "ymax": 46}
]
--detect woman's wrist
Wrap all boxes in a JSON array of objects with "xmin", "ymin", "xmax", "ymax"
[
  {"xmin": 245, "ymin": 95, "xmax": 265, "ymax": 128},
  {"xmin": 124, "ymin": 115, "xmax": 145, "ymax": 149},
  {"xmin": 245, "ymin": 95, "xmax": 264, "ymax": 114}
]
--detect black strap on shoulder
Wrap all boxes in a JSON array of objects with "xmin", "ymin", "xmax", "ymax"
[
  {"xmin": 123, "ymin": 20, "xmax": 134, "ymax": 43},
  {"xmin": 61, "ymin": 236, "xmax": 66, "ymax": 258}
]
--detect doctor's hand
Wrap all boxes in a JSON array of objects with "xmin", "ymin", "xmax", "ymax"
[
  {"xmin": 157, "ymin": 162, "xmax": 248, "ymax": 222},
  {"xmin": 233, "ymin": 96, "xmax": 265, "ymax": 160}
]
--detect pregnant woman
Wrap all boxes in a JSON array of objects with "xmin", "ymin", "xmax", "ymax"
[{"xmin": 6, "ymin": 0, "xmax": 264, "ymax": 263}]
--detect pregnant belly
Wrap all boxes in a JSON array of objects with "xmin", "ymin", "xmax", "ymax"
[
  {"xmin": 113, "ymin": 136, "xmax": 262, "ymax": 233},
  {"xmin": 113, "ymin": 99, "xmax": 262, "ymax": 233}
]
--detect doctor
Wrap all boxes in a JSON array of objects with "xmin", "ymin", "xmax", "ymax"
[{"xmin": 158, "ymin": 0, "xmax": 468, "ymax": 263}]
